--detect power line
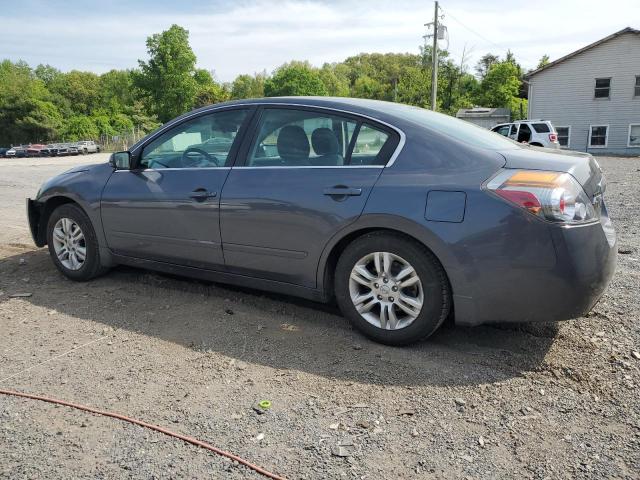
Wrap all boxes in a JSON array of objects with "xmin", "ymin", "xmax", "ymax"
[{"xmin": 439, "ymin": 7, "xmax": 509, "ymax": 55}]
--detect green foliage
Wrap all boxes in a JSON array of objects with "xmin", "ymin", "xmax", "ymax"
[
  {"xmin": 133, "ymin": 24, "xmax": 199, "ymax": 122},
  {"xmin": 231, "ymin": 73, "xmax": 265, "ymax": 99},
  {"xmin": 264, "ymin": 62, "xmax": 327, "ymax": 97},
  {"xmin": 318, "ymin": 63, "xmax": 350, "ymax": 97},
  {"xmin": 63, "ymin": 116, "xmax": 99, "ymax": 141},
  {"xmin": 537, "ymin": 54, "xmax": 550, "ymax": 69},
  {"xmin": 474, "ymin": 61, "xmax": 522, "ymax": 111},
  {"xmin": 475, "ymin": 53, "xmax": 499, "ymax": 79},
  {"xmin": 0, "ymin": 60, "xmax": 61, "ymax": 144}
]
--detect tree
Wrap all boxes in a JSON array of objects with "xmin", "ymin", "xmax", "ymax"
[
  {"xmin": 318, "ymin": 63, "xmax": 350, "ymax": 97},
  {"xmin": 537, "ymin": 54, "xmax": 550, "ymax": 69},
  {"xmin": 100, "ymin": 69, "xmax": 135, "ymax": 114},
  {"xmin": 264, "ymin": 62, "xmax": 327, "ymax": 97},
  {"xmin": 475, "ymin": 53, "xmax": 499, "ymax": 79},
  {"xmin": 0, "ymin": 60, "xmax": 63, "ymax": 144},
  {"xmin": 63, "ymin": 116, "xmax": 99, "ymax": 141},
  {"xmin": 133, "ymin": 24, "xmax": 198, "ymax": 122},
  {"xmin": 192, "ymin": 68, "xmax": 228, "ymax": 107},
  {"xmin": 231, "ymin": 73, "xmax": 265, "ymax": 99},
  {"xmin": 49, "ymin": 70, "xmax": 101, "ymax": 115},
  {"xmin": 473, "ymin": 61, "xmax": 522, "ymax": 110}
]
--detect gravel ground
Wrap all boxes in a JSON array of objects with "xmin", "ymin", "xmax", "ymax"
[{"xmin": 0, "ymin": 155, "xmax": 639, "ymax": 479}]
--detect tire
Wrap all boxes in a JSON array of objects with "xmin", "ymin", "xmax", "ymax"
[
  {"xmin": 334, "ymin": 232, "xmax": 451, "ymax": 346},
  {"xmin": 46, "ymin": 203, "xmax": 108, "ymax": 281}
]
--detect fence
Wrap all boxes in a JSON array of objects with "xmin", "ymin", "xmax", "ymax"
[{"xmin": 99, "ymin": 128, "xmax": 146, "ymax": 152}]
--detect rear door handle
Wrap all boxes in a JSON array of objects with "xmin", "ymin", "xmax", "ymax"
[
  {"xmin": 190, "ymin": 188, "xmax": 217, "ymax": 201},
  {"xmin": 323, "ymin": 186, "xmax": 362, "ymax": 197}
]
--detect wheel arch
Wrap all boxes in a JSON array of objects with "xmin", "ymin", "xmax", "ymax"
[
  {"xmin": 33, "ymin": 195, "xmax": 87, "ymax": 246},
  {"xmin": 317, "ymin": 216, "xmax": 458, "ymax": 304}
]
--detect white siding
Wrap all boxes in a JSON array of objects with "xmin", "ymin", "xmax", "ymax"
[{"xmin": 528, "ymin": 32, "xmax": 640, "ymax": 154}]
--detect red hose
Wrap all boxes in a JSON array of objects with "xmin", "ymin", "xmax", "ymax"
[{"xmin": 0, "ymin": 388, "xmax": 286, "ymax": 480}]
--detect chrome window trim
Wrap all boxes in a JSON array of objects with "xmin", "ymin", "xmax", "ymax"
[
  {"xmin": 114, "ymin": 167, "xmax": 232, "ymax": 173},
  {"xmin": 133, "ymin": 102, "xmax": 406, "ymax": 169},
  {"xmin": 233, "ymin": 165, "xmax": 384, "ymax": 170}
]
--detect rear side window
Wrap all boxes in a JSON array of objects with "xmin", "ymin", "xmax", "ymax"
[
  {"xmin": 246, "ymin": 108, "xmax": 398, "ymax": 167},
  {"xmin": 532, "ymin": 123, "xmax": 550, "ymax": 133}
]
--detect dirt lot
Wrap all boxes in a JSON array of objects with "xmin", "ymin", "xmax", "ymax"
[{"xmin": 1, "ymin": 155, "xmax": 639, "ymax": 479}]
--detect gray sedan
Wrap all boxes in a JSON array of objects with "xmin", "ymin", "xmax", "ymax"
[{"xmin": 27, "ymin": 98, "xmax": 617, "ymax": 345}]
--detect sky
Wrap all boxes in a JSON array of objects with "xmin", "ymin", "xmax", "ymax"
[{"xmin": 0, "ymin": 0, "xmax": 637, "ymax": 82}]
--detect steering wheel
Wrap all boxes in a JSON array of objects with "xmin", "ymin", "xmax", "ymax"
[{"xmin": 181, "ymin": 148, "xmax": 219, "ymax": 168}]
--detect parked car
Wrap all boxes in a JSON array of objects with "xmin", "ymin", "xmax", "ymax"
[
  {"xmin": 5, "ymin": 147, "xmax": 16, "ymax": 157},
  {"xmin": 27, "ymin": 144, "xmax": 47, "ymax": 157},
  {"xmin": 0, "ymin": 147, "xmax": 10, "ymax": 157},
  {"xmin": 14, "ymin": 145, "xmax": 29, "ymax": 157},
  {"xmin": 74, "ymin": 140, "xmax": 101, "ymax": 154},
  {"xmin": 27, "ymin": 98, "xmax": 616, "ymax": 345},
  {"xmin": 53, "ymin": 143, "xmax": 80, "ymax": 156},
  {"xmin": 491, "ymin": 120, "xmax": 560, "ymax": 149},
  {"xmin": 40, "ymin": 144, "xmax": 56, "ymax": 157}
]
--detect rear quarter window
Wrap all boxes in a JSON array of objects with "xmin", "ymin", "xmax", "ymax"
[{"xmin": 532, "ymin": 123, "xmax": 551, "ymax": 133}]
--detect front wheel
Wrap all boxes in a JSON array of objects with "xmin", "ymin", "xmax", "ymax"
[
  {"xmin": 334, "ymin": 232, "xmax": 451, "ymax": 346},
  {"xmin": 46, "ymin": 203, "xmax": 108, "ymax": 281}
]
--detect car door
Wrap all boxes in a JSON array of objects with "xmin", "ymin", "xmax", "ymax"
[
  {"xmin": 508, "ymin": 123, "xmax": 519, "ymax": 140},
  {"xmin": 101, "ymin": 107, "xmax": 252, "ymax": 270},
  {"xmin": 219, "ymin": 106, "xmax": 401, "ymax": 287}
]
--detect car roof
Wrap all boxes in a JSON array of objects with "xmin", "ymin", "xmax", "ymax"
[{"xmin": 175, "ymin": 96, "xmax": 445, "ymax": 131}]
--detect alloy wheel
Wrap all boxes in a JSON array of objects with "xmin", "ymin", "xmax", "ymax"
[
  {"xmin": 348, "ymin": 251, "xmax": 424, "ymax": 330},
  {"xmin": 52, "ymin": 218, "xmax": 86, "ymax": 271}
]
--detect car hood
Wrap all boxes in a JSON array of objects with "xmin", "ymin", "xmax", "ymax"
[
  {"xmin": 498, "ymin": 147, "xmax": 604, "ymax": 198},
  {"xmin": 61, "ymin": 162, "xmax": 107, "ymax": 175}
]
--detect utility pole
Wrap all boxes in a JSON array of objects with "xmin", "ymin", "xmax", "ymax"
[{"xmin": 430, "ymin": 1, "xmax": 439, "ymax": 111}]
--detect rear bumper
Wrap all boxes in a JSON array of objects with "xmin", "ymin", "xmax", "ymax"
[{"xmin": 455, "ymin": 206, "xmax": 617, "ymax": 326}]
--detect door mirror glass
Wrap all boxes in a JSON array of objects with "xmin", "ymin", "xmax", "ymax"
[{"xmin": 110, "ymin": 151, "xmax": 131, "ymax": 170}]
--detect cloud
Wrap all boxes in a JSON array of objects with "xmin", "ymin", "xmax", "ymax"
[{"xmin": 0, "ymin": 0, "xmax": 634, "ymax": 81}]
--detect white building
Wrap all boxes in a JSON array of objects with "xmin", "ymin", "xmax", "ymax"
[{"xmin": 526, "ymin": 27, "xmax": 640, "ymax": 155}]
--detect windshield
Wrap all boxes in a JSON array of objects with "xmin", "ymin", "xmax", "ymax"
[{"xmin": 382, "ymin": 103, "xmax": 519, "ymax": 150}]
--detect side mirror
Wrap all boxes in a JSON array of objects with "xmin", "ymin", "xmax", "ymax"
[{"xmin": 110, "ymin": 151, "xmax": 131, "ymax": 170}]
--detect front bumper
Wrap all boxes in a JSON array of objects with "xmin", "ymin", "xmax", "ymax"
[
  {"xmin": 27, "ymin": 198, "xmax": 46, "ymax": 247},
  {"xmin": 455, "ymin": 202, "xmax": 617, "ymax": 326}
]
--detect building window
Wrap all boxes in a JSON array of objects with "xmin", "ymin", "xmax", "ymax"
[
  {"xmin": 556, "ymin": 126, "xmax": 570, "ymax": 148},
  {"xmin": 594, "ymin": 78, "xmax": 610, "ymax": 98},
  {"xmin": 589, "ymin": 125, "xmax": 608, "ymax": 148},
  {"xmin": 629, "ymin": 124, "xmax": 640, "ymax": 147},
  {"xmin": 635, "ymin": 76, "xmax": 640, "ymax": 97}
]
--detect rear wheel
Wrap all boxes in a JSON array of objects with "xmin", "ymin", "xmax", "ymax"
[
  {"xmin": 334, "ymin": 232, "xmax": 451, "ymax": 345},
  {"xmin": 46, "ymin": 204, "xmax": 108, "ymax": 281}
]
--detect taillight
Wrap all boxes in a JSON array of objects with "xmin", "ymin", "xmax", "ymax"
[
  {"xmin": 549, "ymin": 133, "xmax": 558, "ymax": 142},
  {"xmin": 486, "ymin": 169, "xmax": 596, "ymax": 224}
]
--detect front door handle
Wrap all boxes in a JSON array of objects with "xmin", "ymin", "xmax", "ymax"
[
  {"xmin": 323, "ymin": 186, "xmax": 362, "ymax": 197},
  {"xmin": 190, "ymin": 188, "xmax": 217, "ymax": 201}
]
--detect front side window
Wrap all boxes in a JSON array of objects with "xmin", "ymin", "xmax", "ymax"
[
  {"xmin": 629, "ymin": 124, "xmax": 640, "ymax": 147},
  {"xmin": 635, "ymin": 76, "xmax": 640, "ymax": 97},
  {"xmin": 594, "ymin": 78, "xmax": 610, "ymax": 98},
  {"xmin": 493, "ymin": 125, "xmax": 510, "ymax": 136},
  {"xmin": 509, "ymin": 124, "xmax": 518, "ymax": 136},
  {"xmin": 556, "ymin": 126, "xmax": 570, "ymax": 147},
  {"xmin": 246, "ymin": 108, "xmax": 396, "ymax": 167},
  {"xmin": 589, "ymin": 125, "xmax": 608, "ymax": 147},
  {"xmin": 140, "ymin": 109, "xmax": 248, "ymax": 169}
]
